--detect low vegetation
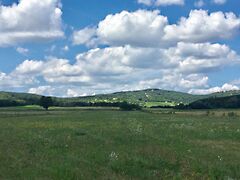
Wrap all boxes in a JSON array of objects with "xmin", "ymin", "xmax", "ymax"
[{"xmin": 0, "ymin": 107, "xmax": 239, "ymax": 179}]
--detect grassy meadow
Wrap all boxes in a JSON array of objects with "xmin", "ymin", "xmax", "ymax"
[{"xmin": 0, "ymin": 107, "xmax": 239, "ymax": 179}]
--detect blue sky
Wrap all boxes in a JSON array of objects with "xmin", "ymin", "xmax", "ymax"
[{"xmin": 0, "ymin": 0, "xmax": 240, "ymax": 96}]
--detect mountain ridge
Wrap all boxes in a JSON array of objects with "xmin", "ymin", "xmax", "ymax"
[{"xmin": 1, "ymin": 88, "xmax": 240, "ymax": 107}]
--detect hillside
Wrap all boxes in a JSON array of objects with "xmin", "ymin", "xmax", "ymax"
[
  {"xmin": 188, "ymin": 94, "xmax": 240, "ymax": 109},
  {"xmin": 0, "ymin": 92, "xmax": 41, "ymax": 107},
  {"xmin": 58, "ymin": 89, "xmax": 205, "ymax": 107},
  {"xmin": 1, "ymin": 89, "xmax": 240, "ymax": 108},
  {"xmin": 55, "ymin": 89, "xmax": 240, "ymax": 107}
]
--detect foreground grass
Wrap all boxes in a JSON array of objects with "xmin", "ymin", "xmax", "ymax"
[{"xmin": 0, "ymin": 108, "xmax": 239, "ymax": 179}]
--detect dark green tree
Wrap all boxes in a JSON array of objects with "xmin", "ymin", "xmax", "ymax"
[
  {"xmin": 39, "ymin": 96, "xmax": 53, "ymax": 110},
  {"xmin": 119, "ymin": 101, "xmax": 141, "ymax": 111}
]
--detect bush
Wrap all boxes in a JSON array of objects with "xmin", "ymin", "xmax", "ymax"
[
  {"xmin": 175, "ymin": 103, "xmax": 186, "ymax": 109},
  {"xmin": 119, "ymin": 101, "xmax": 141, "ymax": 111},
  {"xmin": 206, "ymin": 111, "xmax": 210, "ymax": 116},
  {"xmin": 228, "ymin": 112, "xmax": 236, "ymax": 117}
]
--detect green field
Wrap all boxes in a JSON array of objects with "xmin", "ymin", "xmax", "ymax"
[{"xmin": 0, "ymin": 107, "xmax": 239, "ymax": 179}]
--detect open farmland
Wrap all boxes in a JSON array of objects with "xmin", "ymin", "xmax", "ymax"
[{"xmin": 0, "ymin": 107, "xmax": 239, "ymax": 179}]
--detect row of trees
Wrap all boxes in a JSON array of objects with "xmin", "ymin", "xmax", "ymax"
[
  {"xmin": 0, "ymin": 100, "xmax": 24, "ymax": 107},
  {"xmin": 0, "ymin": 96, "xmax": 53, "ymax": 110},
  {"xmin": 0, "ymin": 95, "xmax": 142, "ymax": 110},
  {"xmin": 174, "ymin": 95, "xmax": 240, "ymax": 109},
  {"xmin": 39, "ymin": 96, "xmax": 141, "ymax": 111}
]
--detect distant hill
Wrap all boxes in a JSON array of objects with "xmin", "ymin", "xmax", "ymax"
[
  {"xmin": 187, "ymin": 94, "xmax": 240, "ymax": 109},
  {"xmin": 59, "ymin": 89, "xmax": 205, "ymax": 107},
  {"xmin": 56, "ymin": 89, "xmax": 240, "ymax": 107},
  {"xmin": 0, "ymin": 92, "xmax": 41, "ymax": 107},
  {"xmin": 1, "ymin": 89, "xmax": 240, "ymax": 108}
]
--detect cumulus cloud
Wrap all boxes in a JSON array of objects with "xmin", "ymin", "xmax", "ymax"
[
  {"xmin": 174, "ymin": 42, "xmax": 238, "ymax": 73},
  {"xmin": 0, "ymin": 71, "xmax": 37, "ymax": 88},
  {"xmin": 14, "ymin": 58, "xmax": 86, "ymax": 83},
  {"xmin": 1, "ymin": 40, "xmax": 238, "ymax": 96},
  {"xmin": 163, "ymin": 10, "xmax": 240, "ymax": 44},
  {"xmin": 67, "ymin": 89, "xmax": 87, "ymax": 97},
  {"xmin": 137, "ymin": 0, "xmax": 184, "ymax": 6},
  {"xmin": 137, "ymin": 74, "xmax": 209, "ymax": 91},
  {"xmin": 76, "ymin": 10, "xmax": 240, "ymax": 48},
  {"xmin": 0, "ymin": 0, "xmax": 64, "ymax": 47},
  {"xmin": 189, "ymin": 83, "xmax": 239, "ymax": 95},
  {"xmin": 72, "ymin": 27, "xmax": 97, "ymax": 47},
  {"xmin": 96, "ymin": 10, "xmax": 168, "ymax": 47},
  {"xmin": 1, "ymin": 8, "xmax": 240, "ymax": 96},
  {"xmin": 15, "ymin": 60, "xmax": 44, "ymax": 75},
  {"xmin": 28, "ymin": 86, "xmax": 55, "ymax": 96}
]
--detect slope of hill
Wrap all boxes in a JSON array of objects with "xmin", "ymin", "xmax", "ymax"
[
  {"xmin": 1, "ymin": 89, "xmax": 240, "ymax": 108},
  {"xmin": 188, "ymin": 94, "xmax": 240, "ymax": 109},
  {"xmin": 56, "ymin": 89, "xmax": 240, "ymax": 107},
  {"xmin": 58, "ymin": 89, "xmax": 205, "ymax": 107},
  {"xmin": 0, "ymin": 92, "xmax": 41, "ymax": 107}
]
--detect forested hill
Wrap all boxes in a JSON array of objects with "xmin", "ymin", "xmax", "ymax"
[
  {"xmin": 187, "ymin": 95, "xmax": 240, "ymax": 109},
  {"xmin": 1, "ymin": 89, "xmax": 240, "ymax": 107},
  {"xmin": 0, "ymin": 91, "xmax": 41, "ymax": 107}
]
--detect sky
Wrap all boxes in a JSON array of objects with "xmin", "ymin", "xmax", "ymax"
[{"xmin": 0, "ymin": 0, "xmax": 240, "ymax": 97}]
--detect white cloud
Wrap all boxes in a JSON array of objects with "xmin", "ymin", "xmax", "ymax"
[
  {"xmin": 137, "ymin": 0, "xmax": 184, "ymax": 6},
  {"xmin": 97, "ymin": 10, "xmax": 168, "ymax": 47},
  {"xmin": 67, "ymin": 89, "xmax": 87, "ymax": 97},
  {"xmin": 16, "ymin": 47, "xmax": 29, "ymax": 55},
  {"xmin": 15, "ymin": 60, "xmax": 44, "ymax": 75},
  {"xmin": 77, "ymin": 10, "xmax": 240, "ymax": 48},
  {"xmin": 189, "ymin": 83, "xmax": 239, "ymax": 95},
  {"xmin": 179, "ymin": 74, "xmax": 209, "ymax": 89},
  {"xmin": 28, "ymin": 86, "xmax": 55, "ymax": 96},
  {"xmin": 3, "ymin": 41, "xmax": 238, "ymax": 96},
  {"xmin": 137, "ymin": 74, "xmax": 209, "ymax": 91},
  {"xmin": 0, "ymin": 71, "xmax": 37, "ymax": 88},
  {"xmin": 194, "ymin": 0, "xmax": 205, "ymax": 7},
  {"xmin": 72, "ymin": 27, "xmax": 97, "ymax": 47},
  {"xmin": 163, "ymin": 10, "xmax": 240, "ymax": 44},
  {"xmin": 1, "ymin": 9, "xmax": 240, "ymax": 96},
  {"xmin": 174, "ymin": 42, "xmax": 238, "ymax": 73},
  {"xmin": 213, "ymin": 0, "xmax": 226, "ymax": 5},
  {"xmin": 0, "ymin": 0, "xmax": 64, "ymax": 47}
]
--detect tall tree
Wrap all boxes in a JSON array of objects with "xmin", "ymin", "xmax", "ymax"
[{"xmin": 39, "ymin": 96, "xmax": 53, "ymax": 110}]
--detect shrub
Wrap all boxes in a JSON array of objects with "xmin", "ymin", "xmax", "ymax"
[
  {"xmin": 206, "ymin": 111, "xmax": 210, "ymax": 116},
  {"xmin": 119, "ymin": 101, "xmax": 141, "ymax": 111},
  {"xmin": 228, "ymin": 112, "xmax": 236, "ymax": 117},
  {"xmin": 175, "ymin": 103, "xmax": 186, "ymax": 109}
]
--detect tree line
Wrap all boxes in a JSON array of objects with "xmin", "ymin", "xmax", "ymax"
[
  {"xmin": 175, "ymin": 95, "xmax": 240, "ymax": 109},
  {"xmin": 0, "ymin": 96, "xmax": 142, "ymax": 111}
]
